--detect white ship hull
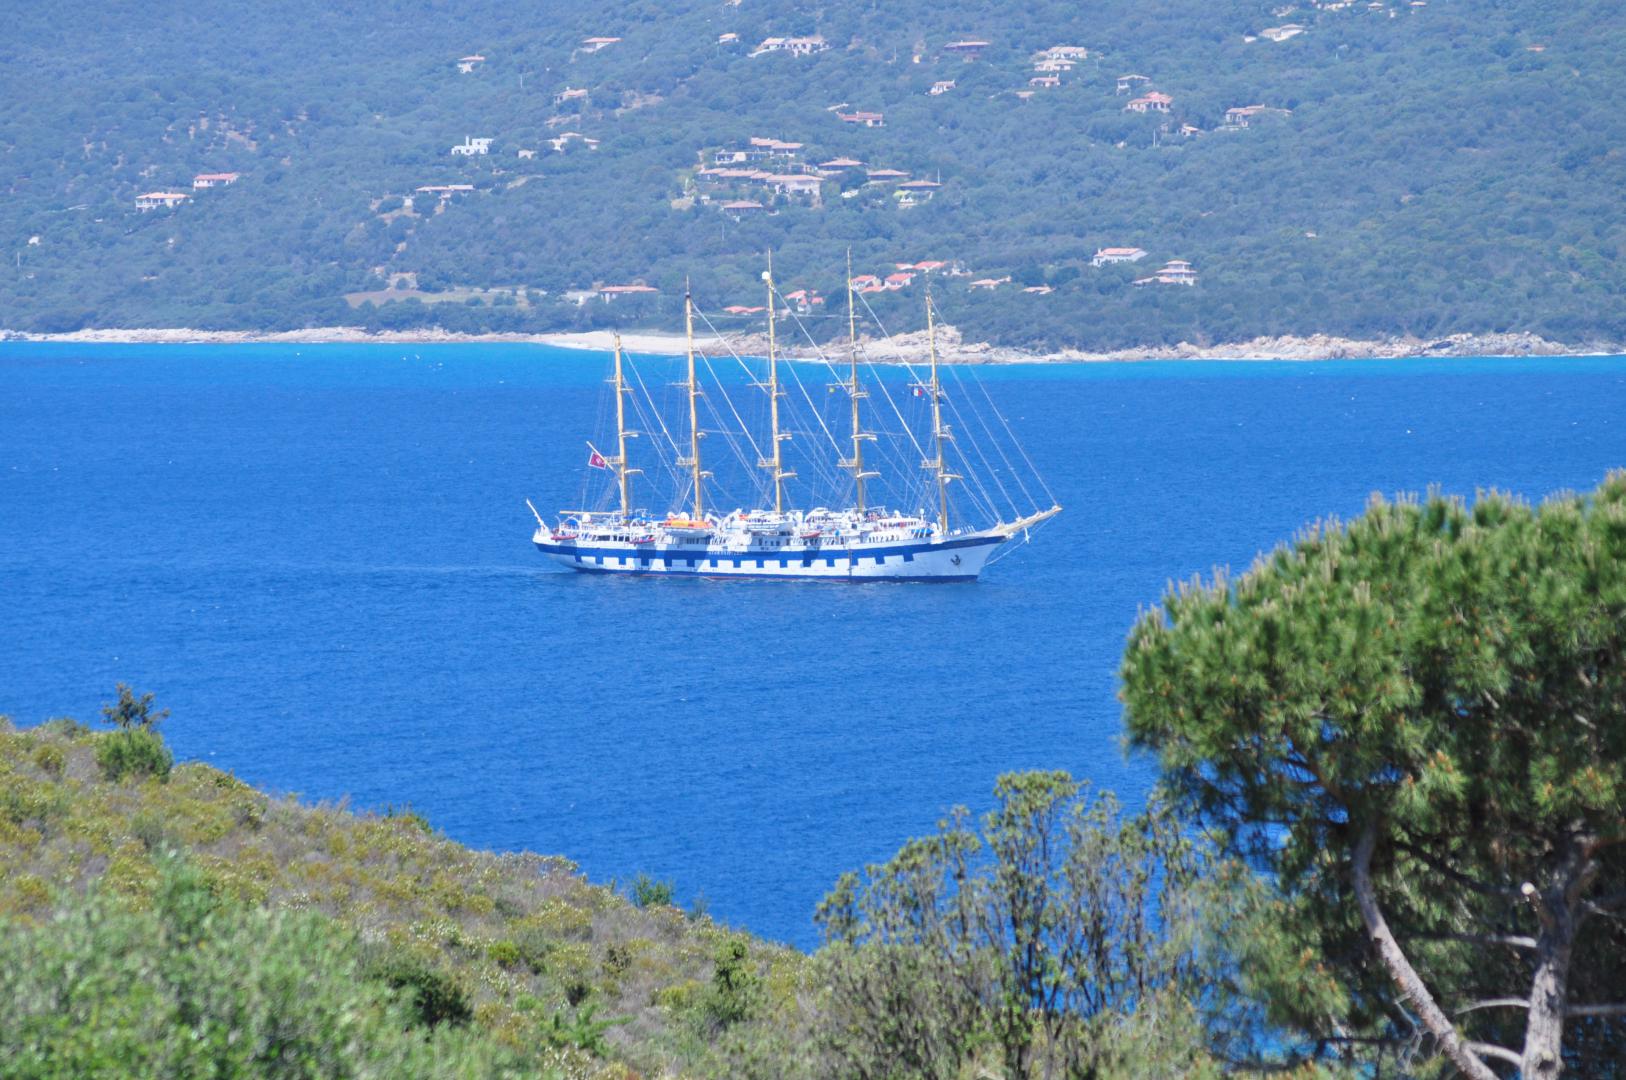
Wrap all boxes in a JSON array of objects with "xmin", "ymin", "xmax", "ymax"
[{"xmin": 533, "ymin": 529, "xmax": 1006, "ymax": 582}]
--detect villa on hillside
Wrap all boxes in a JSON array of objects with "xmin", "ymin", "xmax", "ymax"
[
  {"xmin": 1033, "ymin": 59, "xmax": 1074, "ymax": 73},
  {"xmin": 764, "ymin": 174, "xmax": 823, "ymax": 198},
  {"xmin": 1092, "ymin": 247, "xmax": 1147, "ymax": 265},
  {"xmin": 817, "ymin": 157, "xmax": 864, "ymax": 173},
  {"xmin": 415, "ymin": 184, "xmax": 475, "ymax": 198},
  {"xmin": 1030, "ymin": 75, "xmax": 1061, "ymax": 89},
  {"xmin": 1044, "ymin": 45, "xmax": 1089, "ymax": 59},
  {"xmin": 751, "ymin": 35, "xmax": 829, "ymax": 57},
  {"xmin": 943, "ymin": 39, "xmax": 990, "ymax": 59},
  {"xmin": 1125, "ymin": 92, "xmax": 1173, "ymax": 113},
  {"xmin": 451, "ymin": 136, "xmax": 493, "ymax": 156},
  {"xmin": 929, "ymin": 80, "xmax": 956, "ymax": 95},
  {"xmin": 135, "ymin": 191, "xmax": 190, "ymax": 211},
  {"xmin": 970, "ymin": 276, "xmax": 1011, "ymax": 290},
  {"xmin": 865, "ymin": 168, "xmax": 909, "ymax": 183},
  {"xmin": 597, "ymin": 284, "xmax": 659, "ymax": 302},
  {"xmin": 1224, "ymin": 104, "xmax": 1291, "ymax": 127},
  {"xmin": 553, "ymin": 87, "xmax": 589, "ymax": 105},
  {"xmin": 721, "ymin": 200, "xmax": 765, "ymax": 218},
  {"xmin": 548, "ymin": 131, "xmax": 600, "ymax": 152},
  {"xmin": 838, "ymin": 111, "xmax": 885, "ymax": 127},
  {"xmin": 1259, "ymin": 24, "xmax": 1306, "ymax": 40},
  {"xmin": 1116, "ymin": 73, "xmax": 1151, "ymax": 94},
  {"xmin": 718, "ymin": 32, "xmax": 739, "ymax": 45},
  {"xmin": 192, "ymin": 172, "xmax": 240, "ymax": 188},
  {"xmin": 580, "ymin": 36, "xmax": 620, "ymax": 52},
  {"xmin": 456, "ymin": 54, "xmax": 485, "ymax": 73},
  {"xmin": 1134, "ymin": 259, "xmax": 1198, "ymax": 286}
]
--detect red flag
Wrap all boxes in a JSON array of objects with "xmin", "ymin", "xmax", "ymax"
[{"xmin": 588, "ymin": 449, "xmax": 610, "ymax": 470}]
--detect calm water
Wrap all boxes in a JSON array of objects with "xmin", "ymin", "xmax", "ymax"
[{"xmin": 3, "ymin": 343, "xmax": 1624, "ymax": 945}]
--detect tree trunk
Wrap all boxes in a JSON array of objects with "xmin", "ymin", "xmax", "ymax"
[
  {"xmin": 1521, "ymin": 834, "xmax": 1591, "ymax": 1080},
  {"xmin": 1352, "ymin": 822, "xmax": 1501, "ymax": 1080}
]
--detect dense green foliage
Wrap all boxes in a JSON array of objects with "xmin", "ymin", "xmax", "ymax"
[
  {"xmin": 1122, "ymin": 475, "xmax": 1626, "ymax": 1076},
  {"xmin": 814, "ymin": 773, "xmax": 1243, "ymax": 1078},
  {"xmin": 4, "ymin": 0, "xmax": 1624, "ymax": 349}
]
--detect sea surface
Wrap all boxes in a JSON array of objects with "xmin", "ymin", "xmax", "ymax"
[{"xmin": 3, "ymin": 342, "xmax": 1624, "ymax": 946}]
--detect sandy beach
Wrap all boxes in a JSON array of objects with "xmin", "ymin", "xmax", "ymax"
[{"xmin": 3, "ymin": 325, "xmax": 1615, "ymax": 364}]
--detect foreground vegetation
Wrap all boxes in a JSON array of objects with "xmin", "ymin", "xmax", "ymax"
[
  {"xmin": 4, "ymin": 0, "xmax": 1625, "ymax": 349},
  {"xmin": 5, "ymin": 474, "xmax": 1625, "ymax": 1077}
]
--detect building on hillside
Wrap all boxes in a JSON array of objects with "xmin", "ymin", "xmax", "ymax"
[
  {"xmin": 1029, "ymin": 75, "xmax": 1061, "ymax": 88},
  {"xmin": 1033, "ymin": 59, "xmax": 1074, "ymax": 72},
  {"xmin": 1024, "ymin": 285, "xmax": 1055, "ymax": 294},
  {"xmin": 517, "ymin": 148, "xmax": 537, "ymax": 159},
  {"xmin": 749, "ymin": 136, "xmax": 804, "ymax": 154},
  {"xmin": 1091, "ymin": 247, "xmax": 1147, "ymax": 266},
  {"xmin": 763, "ymin": 174, "xmax": 823, "ymax": 198},
  {"xmin": 1224, "ymin": 104, "xmax": 1291, "ymax": 127},
  {"xmin": 1125, "ymin": 91, "xmax": 1173, "ymax": 113},
  {"xmin": 580, "ymin": 36, "xmax": 621, "ymax": 52},
  {"xmin": 783, "ymin": 289, "xmax": 825, "ymax": 314},
  {"xmin": 456, "ymin": 54, "xmax": 485, "ymax": 73},
  {"xmin": 838, "ymin": 111, "xmax": 885, "ymax": 127},
  {"xmin": 1116, "ymin": 73, "xmax": 1150, "ymax": 94},
  {"xmin": 192, "ymin": 172, "xmax": 240, "ymax": 189},
  {"xmin": 884, "ymin": 272, "xmax": 915, "ymax": 288},
  {"xmin": 718, "ymin": 32, "xmax": 740, "ymax": 45},
  {"xmin": 969, "ymin": 276, "xmax": 1010, "ymax": 290},
  {"xmin": 929, "ymin": 80, "xmax": 956, "ymax": 95},
  {"xmin": 1259, "ymin": 24, "xmax": 1306, "ymax": 40},
  {"xmin": 817, "ymin": 157, "xmax": 865, "ymax": 173},
  {"xmin": 865, "ymin": 168, "xmax": 909, "ymax": 183},
  {"xmin": 451, "ymin": 136, "xmax": 493, "ymax": 155},
  {"xmin": 723, "ymin": 304, "xmax": 766, "ymax": 315},
  {"xmin": 751, "ymin": 35, "xmax": 829, "ymax": 57},
  {"xmin": 1134, "ymin": 259, "xmax": 1198, "ymax": 285},
  {"xmin": 549, "ymin": 131, "xmax": 600, "ymax": 151},
  {"xmin": 850, "ymin": 274, "xmax": 883, "ymax": 290},
  {"xmin": 415, "ymin": 184, "xmax": 476, "ymax": 198},
  {"xmin": 553, "ymin": 87, "xmax": 589, "ymax": 105},
  {"xmin": 1044, "ymin": 45, "xmax": 1089, "ymax": 59},
  {"xmin": 897, "ymin": 179, "xmax": 942, "ymax": 200},
  {"xmin": 721, "ymin": 200, "xmax": 766, "ymax": 218},
  {"xmin": 597, "ymin": 284, "xmax": 659, "ymax": 302},
  {"xmin": 135, "ymin": 191, "xmax": 190, "ymax": 211},
  {"xmin": 943, "ymin": 40, "xmax": 990, "ymax": 59}
]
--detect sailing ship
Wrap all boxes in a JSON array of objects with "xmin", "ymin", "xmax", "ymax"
[{"xmin": 527, "ymin": 255, "xmax": 1060, "ymax": 581}]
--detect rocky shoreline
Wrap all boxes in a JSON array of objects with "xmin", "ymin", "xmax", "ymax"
[{"xmin": 2, "ymin": 325, "xmax": 1615, "ymax": 363}]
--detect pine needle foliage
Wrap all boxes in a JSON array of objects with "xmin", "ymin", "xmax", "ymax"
[{"xmin": 1122, "ymin": 474, "xmax": 1626, "ymax": 1077}]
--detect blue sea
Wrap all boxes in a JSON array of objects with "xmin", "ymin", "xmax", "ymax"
[{"xmin": 3, "ymin": 342, "xmax": 1624, "ymax": 946}]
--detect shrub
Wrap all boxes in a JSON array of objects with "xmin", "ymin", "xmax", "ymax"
[
  {"xmin": 630, "ymin": 873, "xmax": 674, "ymax": 909},
  {"xmin": 362, "ymin": 948, "xmax": 474, "ymax": 1029},
  {"xmin": 30, "ymin": 743, "xmax": 65, "ymax": 778},
  {"xmin": 95, "ymin": 729, "xmax": 173, "ymax": 782}
]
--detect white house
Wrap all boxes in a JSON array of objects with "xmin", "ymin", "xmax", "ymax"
[
  {"xmin": 1092, "ymin": 247, "xmax": 1147, "ymax": 266},
  {"xmin": 451, "ymin": 136, "xmax": 493, "ymax": 156},
  {"xmin": 192, "ymin": 172, "xmax": 240, "ymax": 189},
  {"xmin": 135, "ymin": 191, "xmax": 190, "ymax": 211}
]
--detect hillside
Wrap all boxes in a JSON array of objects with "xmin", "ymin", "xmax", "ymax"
[
  {"xmin": 3, "ymin": 0, "xmax": 1624, "ymax": 350},
  {"xmin": 0, "ymin": 716, "xmax": 813, "ymax": 1079}
]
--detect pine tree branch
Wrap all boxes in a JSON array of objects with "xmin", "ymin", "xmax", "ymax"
[
  {"xmin": 1453, "ymin": 998, "xmax": 1531, "ymax": 1015},
  {"xmin": 1466, "ymin": 1042, "xmax": 1524, "ymax": 1067},
  {"xmin": 1403, "ymin": 931, "xmax": 1537, "ymax": 951},
  {"xmin": 1392, "ymin": 840, "xmax": 1522, "ymax": 900},
  {"xmin": 1353, "ymin": 822, "xmax": 1502, "ymax": 1080}
]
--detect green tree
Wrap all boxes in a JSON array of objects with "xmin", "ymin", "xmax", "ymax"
[
  {"xmin": 101, "ymin": 683, "xmax": 169, "ymax": 731},
  {"xmin": 814, "ymin": 772, "xmax": 1229, "ymax": 1079},
  {"xmin": 1121, "ymin": 478, "xmax": 1626, "ymax": 1078}
]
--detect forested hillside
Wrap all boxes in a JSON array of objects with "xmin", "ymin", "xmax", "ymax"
[{"xmin": 4, "ymin": 0, "xmax": 1624, "ymax": 349}]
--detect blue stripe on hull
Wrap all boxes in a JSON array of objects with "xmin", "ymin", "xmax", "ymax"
[{"xmin": 562, "ymin": 562, "xmax": 979, "ymax": 584}]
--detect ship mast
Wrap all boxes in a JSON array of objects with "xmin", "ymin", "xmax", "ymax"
[
  {"xmin": 681, "ymin": 284, "xmax": 705, "ymax": 518},
  {"xmin": 924, "ymin": 291, "xmax": 958, "ymax": 532},
  {"xmin": 838, "ymin": 249, "xmax": 877, "ymax": 511},
  {"xmin": 759, "ymin": 254, "xmax": 795, "ymax": 513},
  {"xmin": 610, "ymin": 333, "xmax": 642, "ymax": 517}
]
